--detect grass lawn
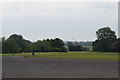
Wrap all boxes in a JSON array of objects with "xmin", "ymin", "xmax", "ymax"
[{"xmin": 1, "ymin": 51, "xmax": 119, "ymax": 61}]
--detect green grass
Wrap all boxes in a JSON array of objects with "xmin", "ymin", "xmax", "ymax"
[{"xmin": 1, "ymin": 51, "xmax": 119, "ymax": 61}]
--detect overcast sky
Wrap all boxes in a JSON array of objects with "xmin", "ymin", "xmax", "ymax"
[{"xmin": 1, "ymin": 2, "xmax": 118, "ymax": 41}]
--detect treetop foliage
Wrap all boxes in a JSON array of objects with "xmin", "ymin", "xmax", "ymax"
[
  {"xmin": 2, "ymin": 34, "xmax": 67, "ymax": 53},
  {"xmin": 1, "ymin": 26, "xmax": 119, "ymax": 53},
  {"xmin": 96, "ymin": 27, "xmax": 117, "ymax": 40},
  {"xmin": 93, "ymin": 27, "xmax": 119, "ymax": 52}
]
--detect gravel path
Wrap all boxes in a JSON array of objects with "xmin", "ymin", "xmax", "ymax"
[{"xmin": 2, "ymin": 56, "xmax": 118, "ymax": 78}]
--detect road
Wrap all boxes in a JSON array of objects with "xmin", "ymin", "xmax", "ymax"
[{"xmin": 2, "ymin": 56, "xmax": 118, "ymax": 78}]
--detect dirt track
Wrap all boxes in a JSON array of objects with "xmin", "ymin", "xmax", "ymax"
[{"xmin": 2, "ymin": 56, "xmax": 118, "ymax": 78}]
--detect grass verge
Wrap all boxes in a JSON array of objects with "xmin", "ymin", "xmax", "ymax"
[{"xmin": 1, "ymin": 51, "xmax": 119, "ymax": 61}]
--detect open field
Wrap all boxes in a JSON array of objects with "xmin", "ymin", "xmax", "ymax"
[{"xmin": 1, "ymin": 51, "xmax": 119, "ymax": 61}]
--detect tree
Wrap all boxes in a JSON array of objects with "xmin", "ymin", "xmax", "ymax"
[
  {"xmin": 67, "ymin": 42, "xmax": 85, "ymax": 51},
  {"xmin": 0, "ymin": 38, "xmax": 2, "ymax": 53},
  {"xmin": 24, "ymin": 40, "xmax": 51, "ymax": 52},
  {"xmin": 117, "ymin": 38, "xmax": 120, "ymax": 52},
  {"xmin": 110, "ymin": 38, "xmax": 120, "ymax": 52},
  {"xmin": 96, "ymin": 27, "xmax": 116, "ymax": 40},
  {"xmin": 8, "ymin": 34, "xmax": 23, "ymax": 48},
  {"xmin": 8, "ymin": 34, "xmax": 31, "ymax": 52},
  {"xmin": 2, "ymin": 34, "xmax": 67, "ymax": 53},
  {"xmin": 2, "ymin": 38, "xmax": 19, "ymax": 53},
  {"xmin": 67, "ymin": 42, "xmax": 73, "ymax": 46},
  {"xmin": 68, "ymin": 44, "xmax": 85, "ymax": 51},
  {"xmin": 50, "ymin": 38, "xmax": 64, "ymax": 48},
  {"xmin": 93, "ymin": 27, "xmax": 117, "ymax": 52}
]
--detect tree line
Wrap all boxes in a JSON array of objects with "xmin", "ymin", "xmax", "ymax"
[
  {"xmin": 2, "ymin": 34, "xmax": 67, "ymax": 53},
  {"xmin": 66, "ymin": 42, "xmax": 90, "ymax": 51},
  {"xmin": 1, "ymin": 26, "xmax": 120, "ymax": 53},
  {"xmin": 1, "ymin": 34, "xmax": 89, "ymax": 53}
]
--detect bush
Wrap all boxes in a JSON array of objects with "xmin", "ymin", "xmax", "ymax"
[
  {"xmin": 61, "ymin": 47, "xmax": 67, "ymax": 52},
  {"xmin": 68, "ymin": 45, "xmax": 84, "ymax": 51},
  {"xmin": 51, "ymin": 47, "xmax": 62, "ymax": 52}
]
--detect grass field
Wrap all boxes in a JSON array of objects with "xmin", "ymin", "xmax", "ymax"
[{"xmin": 1, "ymin": 51, "xmax": 119, "ymax": 61}]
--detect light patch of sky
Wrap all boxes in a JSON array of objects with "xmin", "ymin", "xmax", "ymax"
[
  {"xmin": 2, "ymin": 2, "xmax": 118, "ymax": 41},
  {"xmin": 0, "ymin": 3, "xmax": 2, "ymax": 38},
  {"xmin": 0, "ymin": 0, "xmax": 119, "ymax": 2},
  {"xmin": 118, "ymin": 2, "xmax": 120, "ymax": 38}
]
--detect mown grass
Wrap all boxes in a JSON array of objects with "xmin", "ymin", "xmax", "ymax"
[
  {"xmin": 28, "ymin": 52, "xmax": 119, "ymax": 61},
  {"xmin": 1, "ymin": 51, "xmax": 119, "ymax": 61}
]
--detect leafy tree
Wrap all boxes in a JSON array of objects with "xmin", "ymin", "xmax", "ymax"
[
  {"xmin": 8, "ymin": 34, "xmax": 24, "ymax": 48},
  {"xmin": 51, "ymin": 47, "xmax": 62, "ymax": 52},
  {"xmin": 2, "ymin": 34, "xmax": 67, "ymax": 53},
  {"xmin": 67, "ymin": 42, "xmax": 73, "ymax": 46},
  {"xmin": 117, "ymin": 38, "xmax": 120, "ymax": 52},
  {"xmin": 93, "ymin": 27, "xmax": 117, "ymax": 52},
  {"xmin": 110, "ymin": 38, "xmax": 120, "ymax": 52},
  {"xmin": 24, "ymin": 40, "xmax": 51, "ymax": 52},
  {"xmin": 50, "ymin": 38, "xmax": 64, "ymax": 48},
  {"xmin": 68, "ymin": 43, "xmax": 85, "ymax": 51},
  {"xmin": 0, "ymin": 41, "xmax": 1, "ymax": 49},
  {"xmin": 3, "ymin": 38, "xmax": 19, "ymax": 53},
  {"xmin": 7, "ymin": 34, "xmax": 31, "ymax": 52},
  {"xmin": 96, "ymin": 27, "xmax": 116, "ymax": 40}
]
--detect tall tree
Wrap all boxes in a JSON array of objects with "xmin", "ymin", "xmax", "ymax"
[
  {"xmin": 8, "ymin": 34, "xmax": 31, "ymax": 52},
  {"xmin": 8, "ymin": 34, "xmax": 24, "ymax": 48},
  {"xmin": 50, "ymin": 38, "xmax": 64, "ymax": 48},
  {"xmin": 0, "ymin": 44, "xmax": 1, "ymax": 53},
  {"xmin": 2, "ymin": 34, "xmax": 67, "ymax": 53},
  {"xmin": 96, "ymin": 27, "xmax": 116, "ymax": 41},
  {"xmin": 93, "ymin": 27, "xmax": 117, "ymax": 52},
  {"xmin": 3, "ymin": 38, "xmax": 19, "ymax": 53}
]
